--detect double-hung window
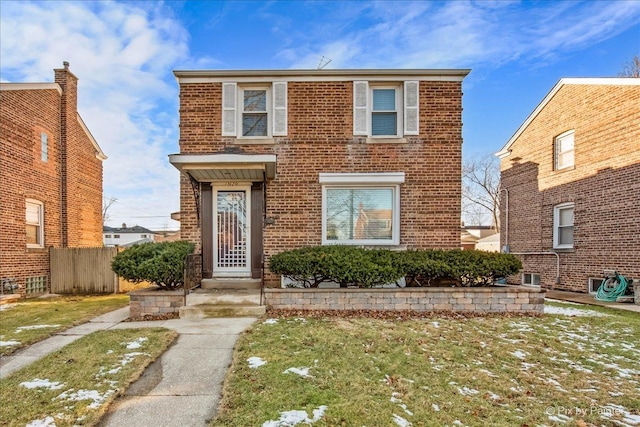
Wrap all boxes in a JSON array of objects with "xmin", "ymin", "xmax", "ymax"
[
  {"xmin": 555, "ymin": 130, "xmax": 574, "ymax": 170},
  {"xmin": 354, "ymin": 81, "xmax": 419, "ymax": 138},
  {"xmin": 553, "ymin": 202, "xmax": 574, "ymax": 249},
  {"xmin": 222, "ymin": 82, "xmax": 287, "ymax": 138},
  {"xmin": 26, "ymin": 199, "xmax": 44, "ymax": 247},
  {"xmin": 320, "ymin": 173, "xmax": 404, "ymax": 245}
]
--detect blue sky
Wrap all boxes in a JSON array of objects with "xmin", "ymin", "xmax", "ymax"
[{"xmin": 1, "ymin": 0, "xmax": 639, "ymax": 230}]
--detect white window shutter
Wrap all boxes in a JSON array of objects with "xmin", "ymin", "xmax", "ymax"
[
  {"xmin": 222, "ymin": 82, "xmax": 237, "ymax": 136},
  {"xmin": 353, "ymin": 81, "xmax": 369, "ymax": 135},
  {"xmin": 404, "ymin": 81, "xmax": 419, "ymax": 135},
  {"xmin": 272, "ymin": 81, "xmax": 287, "ymax": 136}
]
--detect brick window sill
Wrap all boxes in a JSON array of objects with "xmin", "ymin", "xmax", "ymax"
[{"xmin": 366, "ymin": 137, "xmax": 407, "ymax": 144}]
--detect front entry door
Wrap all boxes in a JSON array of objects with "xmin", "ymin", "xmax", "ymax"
[{"xmin": 213, "ymin": 186, "xmax": 251, "ymax": 276}]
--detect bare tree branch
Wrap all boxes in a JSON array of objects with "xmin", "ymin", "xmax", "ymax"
[
  {"xmin": 102, "ymin": 197, "xmax": 117, "ymax": 226},
  {"xmin": 462, "ymin": 154, "xmax": 501, "ymax": 231},
  {"xmin": 618, "ymin": 55, "xmax": 640, "ymax": 78}
]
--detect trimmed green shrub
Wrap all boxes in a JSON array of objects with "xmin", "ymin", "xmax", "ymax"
[
  {"xmin": 269, "ymin": 246, "xmax": 403, "ymax": 288},
  {"xmin": 270, "ymin": 246, "xmax": 522, "ymax": 288},
  {"xmin": 111, "ymin": 241, "xmax": 195, "ymax": 290}
]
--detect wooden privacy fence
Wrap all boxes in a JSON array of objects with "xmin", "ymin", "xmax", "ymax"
[{"xmin": 50, "ymin": 247, "xmax": 118, "ymax": 294}]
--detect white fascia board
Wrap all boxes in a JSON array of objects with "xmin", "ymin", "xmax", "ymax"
[
  {"xmin": 0, "ymin": 82, "xmax": 62, "ymax": 95},
  {"xmin": 77, "ymin": 114, "xmax": 107, "ymax": 160},
  {"xmin": 496, "ymin": 77, "xmax": 640, "ymax": 158},
  {"xmin": 174, "ymin": 69, "xmax": 470, "ymax": 84},
  {"xmin": 169, "ymin": 153, "xmax": 276, "ymax": 165},
  {"xmin": 319, "ymin": 172, "xmax": 405, "ymax": 184}
]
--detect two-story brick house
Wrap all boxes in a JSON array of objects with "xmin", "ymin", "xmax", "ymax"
[
  {"xmin": 0, "ymin": 62, "xmax": 106, "ymax": 296},
  {"xmin": 497, "ymin": 78, "xmax": 640, "ymax": 293},
  {"xmin": 169, "ymin": 69, "xmax": 469, "ymax": 287}
]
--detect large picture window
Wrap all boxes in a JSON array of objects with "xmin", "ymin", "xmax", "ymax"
[
  {"xmin": 26, "ymin": 199, "xmax": 44, "ymax": 247},
  {"xmin": 320, "ymin": 173, "xmax": 404, "ymax": 245}
]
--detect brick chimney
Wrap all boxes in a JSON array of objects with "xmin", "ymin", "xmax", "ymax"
[{"xmin": 54, "ymin": 61, "xmax": 79, "ymax": 247}]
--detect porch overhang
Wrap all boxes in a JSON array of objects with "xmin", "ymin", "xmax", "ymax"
[{"xmin": 169, "ymin": 153, "xmax": 277, "ymax": 181}]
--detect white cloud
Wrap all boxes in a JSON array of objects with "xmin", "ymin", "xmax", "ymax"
[
  {"xmin": 282, "ymin": 1, "xmax": 640, "ymax": 70},
  {"xmin": 0, "ymin": 1, "xmax": 189, "ymax": 230}
]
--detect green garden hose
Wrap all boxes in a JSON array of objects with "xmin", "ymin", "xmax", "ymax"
[{"xmin": 595, "ymin": 273, "xmax": 628, "ymax": 301}]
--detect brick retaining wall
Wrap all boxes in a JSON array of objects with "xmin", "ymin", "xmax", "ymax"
[
  {"xmin": 265, "ymin": 286, "xmax": 545, "ymax": 314},
  {"xmin": 129, "ymin": 287, "xmax": 184, "ymax": 318}
]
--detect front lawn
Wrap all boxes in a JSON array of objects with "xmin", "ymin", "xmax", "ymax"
[
  {"xmin": 212, "ymin": 302, "xmax": 640, "ymax": 427},
  {"xmin": 0, "ymin": 295, "xmax": 129, "ymax": 356},
  {"xmin": 0, "ymin": 328, "xmax": 176, "ymax": 426}
]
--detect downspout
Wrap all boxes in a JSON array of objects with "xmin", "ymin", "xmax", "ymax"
[
  {"xmin": 260, "ymin": 174, "xmax": 267, "ymax": 307},
  {"xmin": 500, "ymin": 186, "xmax": 560, "ymax": 285},
  {"xmin": 500, "ymin": 187, "xmax": 509, "ymax": 253}
]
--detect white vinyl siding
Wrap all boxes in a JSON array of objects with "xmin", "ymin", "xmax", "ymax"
[
  {"xmin": 553, "ymin": 203, "xmax": 574, "ymax": 249},
  {"xmin": 353, "ymin": 81, "xmax": 418, "ymax": 137},
  {"xmin": 555, "ymin": 130, "xmax": 575, "ymax": 170},
  {"xmin": 26, "ymin": 199, "xmax": 44, "ymax": 248}
]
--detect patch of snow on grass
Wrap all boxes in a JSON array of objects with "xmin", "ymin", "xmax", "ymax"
[
  {"xmin": 544, "ymin": 305, "xmax": 609, "ymax": 317},
  {"xmin": 545, "ymin": 298, "xmax": 582, "ymax": 305},
  {"xmin": 248, "ymin": 356, "xmax": 267, "ymax": 368},
  {"xmin": 26, "ymin": 416, "xmax": 56, "ymax": 427},
  {"xmin": 431, "ymin": 321, "xmax": 440, "ymax": 328},
  {"xmin": 262, "ymin": 405, "xmax": 327, "ymax": 427},
  {"xmin": 15, "ymin": 324, "xmax": 61, "ymax": 333},
  {"xmin": 548, "ymin": 414, "xmax": 571, "ymax": 423},
  {"xmin": 125, "ymin": 337, "xmax": 148, "ymax": 349},
  {"xmin": 392, "ymin": 414, "xmax": 412, "ymax": 427},
  {"xmin": 432, "ymin": 403, "xmax": 440, "ymax": 412},
  {"xmin": 56, "ymin": 389, "xmax": 114, "ymax": 409},
  {"xmin": 512, "ymin": 350, "xmax": 527, "ymax": 359},
  {"xmin": 0, "ymin": 303, "xmax": 17, "ymax": 311},
  {"xmin": 457, "ymin": 386, "xmax": 479, "ymax": 396},
  {"xmin": 20, "ymin": 379, "xmax": 65, "ymax": 390},
  {"xmin": 283, "ymin": 367, "xmax": 312, "ymax": 378},
  {"xmin": 599, "ymin": 404, "xmax": 640, "ymax": 427},
  {"xmin": 453, "ymin": 421, "xmax": 464, "ymax": 426},
  {"xmin": 0, "ymin": 339, "xmax": 20, "ymax": 347},
  {"xmin": 263, "ymin": 319, "xmax": 278, "ymax": 325}
]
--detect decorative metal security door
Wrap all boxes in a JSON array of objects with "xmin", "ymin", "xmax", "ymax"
[{"xmin": 213, "ymin": 187, "xmax": 251, "ymax": 276}]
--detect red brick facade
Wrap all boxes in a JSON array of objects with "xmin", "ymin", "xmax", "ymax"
[
  {"xmin": 0, "ymin": 63, "xmax": 105, "ymax": 296},
  {"xmin": 173, "ymin": 70, "xmax": 468, "ymax": 286},
  {"xmin": 498, "ymin": 79, "xmax": 640, "ymax": 292}
]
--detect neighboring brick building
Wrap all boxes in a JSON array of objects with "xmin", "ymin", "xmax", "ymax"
[
  {"xmin": 170, "ymin": 69, "xmax": 469, "ymax": 287},
  {"xmin": 497, "ymin": 78, "xmax": 640, "ymax": 293},
  {"xmin": 0, "ymin": 62, "xmax": 106, "ymax": 296}
]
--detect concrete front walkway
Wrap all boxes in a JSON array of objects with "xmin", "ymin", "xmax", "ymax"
[
  {"xmin": 98, "ymin": 317, "xmax": 256, "ymax": 427},
  {"xmin": 546, "ymin": 289, "xmax": 640, "ymax": 313}
]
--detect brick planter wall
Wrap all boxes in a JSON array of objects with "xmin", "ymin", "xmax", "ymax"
[
  {"xmin": 128, "ymin": 287, "xmax": 184, "ymax": 318},
  {"xmin": 265, "ymin": 286, "xmax": 545, "ymax": 314}
]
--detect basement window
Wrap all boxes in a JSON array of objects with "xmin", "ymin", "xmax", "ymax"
[
  {"xmin": 588, "ymin": 277, "xmax": 604, "ymax": 294},
  {"xmin": 522, "ymin": 273, "xmax": 540, "ymax": 287}
]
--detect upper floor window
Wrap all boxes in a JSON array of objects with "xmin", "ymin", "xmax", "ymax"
[
  {"xmin": 26, "ymin": 199, "xmax": 44, "ymax": 248},
  {"xmin": 553, "ymin": 202, "xmax": 574, "ymax": 249},
  {"xmin": 104, "ymin": 234, "xmax": 112, "ymax": 238},
  {"xmin": 113, "ymin": 234, "xmax": 120, "ymax": 239},
  {"xmin": 354, "ymin": 81, "xmax": 419, "ymax": 138},
  {"xmin": 41, "ymin": 133, "xmax": 48, "ymax": 162},
  {"xmin": 555, "ymin": 130, "xmax": 574, "ymax": 170},
  {"xmin": 141, "ymin": 234, "xmax": 148, "ymax": 238},
  {"xmin": 222, "ymin": 82, "xmax": 287, "ymax": 138}
]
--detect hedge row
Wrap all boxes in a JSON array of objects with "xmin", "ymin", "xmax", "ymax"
[
  {"xmin": 111, "ymin": 241, "xmax": 195, "ymax": 290},
  {"xmin": 269, "ymin": 246, "xmax": 522, "ymax": 288}
]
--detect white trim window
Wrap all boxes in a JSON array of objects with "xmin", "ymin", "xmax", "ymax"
[
  {"xmin": 222, "ymin": 82, "xmax": 287, "ymax": 138},
  {"xmin": 320, "ymin": 173, "xmax": 404, "ymax": 245},
  {"xmin": 555, "ymin": 130, "xmax": 574, "ymax": 170},
  {"xmin": 522, "ymin": 273, "xmax": 541, "ymax": 286},
  {"xmin": 354, "ymin": 81, "xmax": 419, "ymax": 137},
  {"xmin": 41, "ymin": 132, "xmax": 48, "ymax": 162},
  {"xmin": 26, "ymin": 199, "xmax": 44, "ymax": 247},
  {"xmin": 553, "ymin": 202, "xmax": 574, "ymax": 249}
]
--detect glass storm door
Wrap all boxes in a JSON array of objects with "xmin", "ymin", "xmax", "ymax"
[{"xmin": 214, "ymin": 188, "xmax": 251, "ymax": 276}]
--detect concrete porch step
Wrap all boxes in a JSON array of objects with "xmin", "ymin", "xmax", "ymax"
[
  {"xmin": 201, "ymin": 278, "xmax": 261, "ymax": 290},
  {"xmin": 187, "ymin": 288, "xmax": 261, "ymax": 306},
  {"xmin": 179, "ymin": 304, "xmax": 266, "ymax": 319}
]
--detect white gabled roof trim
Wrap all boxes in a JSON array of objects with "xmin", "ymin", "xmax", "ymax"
[
  {"xmin": 496, "ymin": 77, "xmax": 640, "ymax": 158},
  {"xmin": 319, "ymin": 172, "xmax": 405, "ymax": 184},
  {"xmin": 0, "ymin": 82, "xmax": 62, "ymax": 95},
  {"xmin": 77, "ymin": 114, "xmax": 107, "ymax": 160}
]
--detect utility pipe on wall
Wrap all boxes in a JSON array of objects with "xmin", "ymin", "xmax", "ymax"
[{"xmin": 510, "ymin": 252, "xmax": 561, "ymax": 285}]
